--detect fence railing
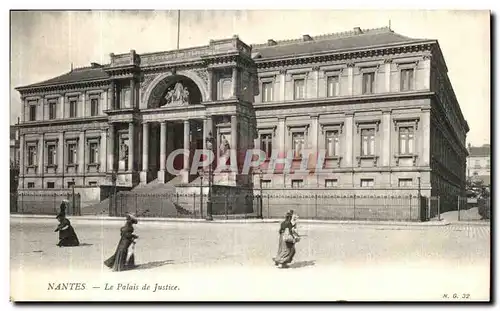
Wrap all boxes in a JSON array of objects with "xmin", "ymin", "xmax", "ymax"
[
  {"xmin": 457, "ymin": 195, "xmax": 490, "ymax": 222},
  {"xmin": 11, "ymin": 192, "xmax": 82, "ymax": 216},
  {"xmin": 107, "ymin": 192, "xmax": 428, "ymax": 222}
]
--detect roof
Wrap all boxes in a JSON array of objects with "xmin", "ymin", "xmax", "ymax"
[
  {"xmin": 469, "ymin": 144, "xmax": 490, "ymax": 157},
  {"xmin": 252, "ymin": 27, "xmax": 431, "ymax": 59},
  {"xmin": 18, "ymin": 64, "xmax": 109, "ymax": 89},
  {"xmin": 18, "ymin": 27, "xmax": 431, "ymax": 89}
]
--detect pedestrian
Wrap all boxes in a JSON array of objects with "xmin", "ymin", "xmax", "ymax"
[
  {"xmin": 104, "ymin": 213, "xmax": 139, "ymax": 272},
  {"xmin": 54, "ymin": 212, "xmax": 80, "ymax": 247},
  {"xmin": 57, "ymin": 199, "xmax": 69, "ymax": 218},
  {"xmin": 272, "ymin": 211, "xmax": 299, "ymax": 268}
]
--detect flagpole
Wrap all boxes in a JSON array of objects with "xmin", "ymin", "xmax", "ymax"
[{"xmin": 177, "ymin": 10, "xmax": 181, "ymax": 50}]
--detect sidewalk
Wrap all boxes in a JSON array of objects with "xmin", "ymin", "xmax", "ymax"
[{"xmin": 10, "ymin": 213, "xmax": 451, "ymax": 227}]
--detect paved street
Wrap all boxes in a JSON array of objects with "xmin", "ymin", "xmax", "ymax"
[{"xmin": 10, "ymin": 217, "xmax": 490, "ymax": 301}]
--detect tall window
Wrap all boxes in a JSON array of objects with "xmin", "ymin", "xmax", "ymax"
[
  {"xmin": 69, "ymin": 100, "xmax": 77, "ymax": 118},
  {"xmin": 292, "ymin": 132, "xmax": 305, "ymax": 158},
  {"xmin": 48, "ymin": 102, "xmax": 57, "ymax": 120},
  {"xmin": 400, "ymin": 69, "xmax": 414, "ymax": 91},
  {"xmin": 325, "ymin": 130, "xmax": 340, "ymax": 157},
  {"xmin": 360, "ymin": 179, "xmax": 374, "ymax": 187},
  {"xmin": 362, "ymin": 72, "xmax": 375, "ymax": 94},
  {"xmin": 261, "ymin": 180, "xmax": 271, "ymax": 189},
  {"xmin": 399, "ymin": 127, "xmax": 415, "ymax": 154},
  {"xmin": 361, "ymin": 128, "xmax": 375, "ymax": 156},
  {"xmin": 47, "ymin": 182, "xmax": 55, "ymax": 189},
  {"xmin": 398, "ymin": 178, "xmax": 413, "ymax": 187},
  {"xmin": 90, "ymin": 98, "xmax": 99, "ymax": 116},
  {"xmin": 27, "ymin": 182, "xmax": 35, "ymax": 189},
  {"xmin": 291, "ymin": 180, "xmax": 304, "ymax": 188},
  {"xmin": 327, "ymin": 75, "xmax": 339, "ymax": 97},
  {"xmin": 47, "ymin": 145, "xmax": 57, "ymax": 166},
  {"xmin": 89, "ymin": 142, "xmax": 99, "ymax": 164},
  {"xmin": 27, "ymin": 145, "xmax": 36, "ymax": 166},
  {"xmin": 260, "ymin": 134, "xmax": 273, "ymax": 159},
  {"xmin": 29, "ymin": 104, "xmax": 37, "ymax": 121},
  {"xmin": 325, "ymin": 179, "xmax": 338, "ymax": 188},
  {"xmin": 67, "ymin": 143, "xmax": 77, "ymax": 164},
  {"xmin": 262, "ymin": 82, "xmax": 273, "ymax": 102},
  {"xmin": 294, "ymin": 79, "xmax": 305, "ymax": 100}
]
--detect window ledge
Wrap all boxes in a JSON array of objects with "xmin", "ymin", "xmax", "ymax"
[
  {"xmin": 356, "ymin": 155, "xmax": 379, "ymax": 166},
  {"xmin": 394, "ymin": 154, "xmax": 418, "ymax": 166}
]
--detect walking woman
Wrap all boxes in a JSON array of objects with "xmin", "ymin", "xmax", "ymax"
[
  {"xmin": 273, "ymin": 211, "xmax": 299, "ymax": 268},
  {"xmin": 104, "ymin": 213, "xmax": 139, "ymax": 272},
  {"xmin": 54, "ymin": 200, "xmax": 80, "ymax": 247}
]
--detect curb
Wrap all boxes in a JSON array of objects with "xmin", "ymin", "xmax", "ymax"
[{"xmin": 10, "ymin": 214, "xmax": 450, "ymax": 226}]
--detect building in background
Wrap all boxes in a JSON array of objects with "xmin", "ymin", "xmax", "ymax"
[
  {"xmin": 14, "ymin": 26, "xmax": 469, "ymax": 217},
  {"xmin": 467, "ymin": 143, "xmax": 491, "ymax": 187},
  {"xmin": 10, "ymin": 124, "xmax": 19, "ymax": 168}
]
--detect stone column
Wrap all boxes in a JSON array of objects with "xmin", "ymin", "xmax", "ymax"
[
  {"xmin": 309, "ymin": 114, "xmax": 319, "ymax": 170},
  {"xmin": 207, "ymin": 69, "xmax": 213, "ymax": 101},
  {"xmin": 423, "ymin": 56, "xmax": 431, "ymax": 90},
  {"xmin": 128, "ymin": 122, "xmax": 135, "ymax": 172},
  {"xmin": 58, "ymin": 132, "xmax": 64, "ymax": 174},
  {"xmin": 21, "ymin": 97, "xmax": 25, "ymax": 122},
  {"xmin": 232, "ymin": 67, "xmax": 238, "ymax": 98},
  {"xmin": 58, "ymin": 96, "xmax": 64, "ymax": 120},
  {"xmin": 38, "ymin": 134, "xmax": 44, "ymax": 176},
  {"xmin": 277, "ymin": 117, "xmax": 286, "ymax": 155},
  {"xmin": 78, "ymin": 131, "xmax": 85, "ymax": 175},
  {"xmin": 159, "ymin": 121, "xmax": 167, "ymax": 183},
  {"xmin": 384, "ymin": 59, "xmax": 392, "ymax": 93},
  {"xmin": 140, "ymin": 123, "xmax": 149, "ymax": 183},
  {"xmin": 183, "ymin": 120, "xmax": 190, "ymax": 170},
  {"xmin": 19, "ymin": 134, "xmax": 25, "ymax": 177},
  {"xmin": 231, "ymin": 115, "xmax": 238, "ymax": 153},
  {"xmin": 347, "ymin": 64, "xmax": 355, "ymax": 96},
  {"xmin": 422, "ymin": 108, "xmax": 431, "ymax": 166},
  {"xmin": 100, "ymin": 130, "xmax": 107, "ymax": 173},
  {"xmin": 344, "ymin": 113, "xmax": 354, "ymax": 167},
  {"xmin": 110, "ymin": 81, "xmax": 116, "ymax": 110},
  {"xmin": 314, "ymin": 67, "xmax": 320, "ymax": 98},
  {"xmin": 280, "ymin": 70, "xmax": 286, "ymax": 101},
  {"xmin": 108, "ymin": 124, "xmax": 115, "ymax": 172},
  {"xmin": 80, "ymin": 92, "xmax": 86, "ymax": 118},
  {"xmin": 381, "ymin": 109, "xmax": 391, "ymax": 167},
  {"xmin": 130, "ymin": 78, "xmax": 135, "ymax": 109}
]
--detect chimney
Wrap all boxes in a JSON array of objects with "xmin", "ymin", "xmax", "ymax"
[
  {"xmin": 267, "ymin": 39, "xmax": 277, "ymax": 46},
  {"xmin": 353, "ymin": 27, "xmax": 363, "ymax": 34},
  {"xmin": 90, "ymin": 62, "xmax": 101, "ymax": 68},
  {"xmin": 302, "ymin": 34, "xmax": 313, "ymax": 41}
]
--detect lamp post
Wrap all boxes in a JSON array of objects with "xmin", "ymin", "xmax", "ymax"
[
  {"xmin": 198, "ymin": 168, "xmax": 204, "ymax": 218},
  {"xmin": 258, "ymin": 169, "xmax": 264, "ymax": 219},
  {"xmin": 71, "ymin": 177, "xmax": 75, "ymax": 216},
  {"xmin": 111, "ymin": 171, "xmax": 117, "ymax": 216},
  {"xmin": 205, "ymin": 131, "xmax": 214, "ymax": 221}
]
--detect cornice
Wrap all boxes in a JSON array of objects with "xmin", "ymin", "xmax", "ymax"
[
  {"xmin": 254, "ymin": 41, "xmax": 435, "ymax": 70},
  {"xmin": 16, "ymin": 79, "xmax": 110, "ymax": 95},
  {"xmin": 253, "ymin": 91, "xmax": 433, "ymax": 110}
]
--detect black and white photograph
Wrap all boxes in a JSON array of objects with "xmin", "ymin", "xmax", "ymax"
[{"xmin": 8, "ymin": 9, "xmax": 491, "ymax": 302}]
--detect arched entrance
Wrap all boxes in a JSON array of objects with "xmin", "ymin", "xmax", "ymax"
[{"xmin": 143, "ymin": 74, "xmax": 205, "ymax": 184}]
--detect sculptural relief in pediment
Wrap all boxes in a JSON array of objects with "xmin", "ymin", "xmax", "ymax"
[{"xmin": 162, "ymin": 82, "xmax": 190, "ymax": 106}]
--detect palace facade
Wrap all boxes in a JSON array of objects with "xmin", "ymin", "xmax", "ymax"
[{"xmin": 16, "ymin": 26, "xmax": 469, "ymax": 208}]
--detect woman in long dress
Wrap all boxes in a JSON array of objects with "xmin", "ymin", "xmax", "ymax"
[
  {"xmin": 54, "ymin": 214, "xmax": 80, "ymax": 247},
  {"xmin": 273, "ymin": 211, "xmax": 299, "ymax": 268},
  {"xmin": 104, "ymin": 213, "xmax": 138, "ymax": 272}
]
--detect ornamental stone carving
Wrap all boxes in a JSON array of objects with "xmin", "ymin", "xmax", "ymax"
[{"xmin": 162, "ymin": 82, "xmax": 190, "ymax": 106}]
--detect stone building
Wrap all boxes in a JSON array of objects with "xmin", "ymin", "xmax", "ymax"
[
  {"xmin": 467, "ymin": 144, "xmax": 491, "ymax": 187},
  {"xmin": 15, "ymin": 26, "xmax": 469, "ymax": 216}
]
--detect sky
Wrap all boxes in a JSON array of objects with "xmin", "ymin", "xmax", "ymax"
[{"xmin": 9, "ymin": 10, "xmax": 490, "ymax": 146}]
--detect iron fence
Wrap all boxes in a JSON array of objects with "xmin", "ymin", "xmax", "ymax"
[
  {"xmin": 108, "ymin": 191, "xmax": 427, "ymax": 221},
  {"xmin": 11, "ymin": 192, "xmax": 81, "ymax": 216}
]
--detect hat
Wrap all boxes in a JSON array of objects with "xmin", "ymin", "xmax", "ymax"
[
  {"xmin": 285, "ymin": 211, "xmax": 293, "ymax": 217},
  {"xmin": 126, "ymin": 213, "xmax": 138, "ymax": 224}
]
